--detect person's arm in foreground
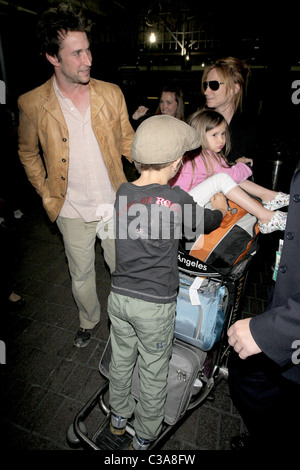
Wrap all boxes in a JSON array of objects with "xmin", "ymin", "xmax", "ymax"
[{"xmin": 228, "ymin": 318, "xmax": 262, "ymax": 359}]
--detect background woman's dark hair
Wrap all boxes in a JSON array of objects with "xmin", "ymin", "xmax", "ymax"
[
  {"xmin": 155, "ymin": 85, "xmax": 185, "ymax": 120},
  {"xmin": 36, "ymin": 3, "xmax": 88, "ymax": 57}
]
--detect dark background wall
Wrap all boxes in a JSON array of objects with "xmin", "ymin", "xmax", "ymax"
[{"xmin": 1, "ymin": 0, "xmax": 300, "ymax": 190}]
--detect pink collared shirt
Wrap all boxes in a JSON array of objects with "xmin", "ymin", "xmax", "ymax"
[{"xmin": 54, "ymin": 79, "xmax": 115, "ymax": 222}]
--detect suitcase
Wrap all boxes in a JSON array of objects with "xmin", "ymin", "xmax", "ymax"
[
  {"xmin": 99, "ymin": 337, "xmax": 207, "ymax": 426},
  {"xmin": 174, "ymin": 273, "xmax": 229, "ymax": 351}
]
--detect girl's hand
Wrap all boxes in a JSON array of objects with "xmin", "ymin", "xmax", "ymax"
[{"xmin": 236, "ymin": 156, "xmax": 253, "ymax": 166}]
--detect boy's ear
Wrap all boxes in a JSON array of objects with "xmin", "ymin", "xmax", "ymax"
[
  {"xmin": 169, "ymin": 157, "xmax": 183, "ymax": 176},
  {"xmin": 172, "ymin": 157, "xmax": 182, "ymax": 168}
]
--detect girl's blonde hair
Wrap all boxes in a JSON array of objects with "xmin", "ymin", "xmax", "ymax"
[
  {"xmin": 201, "ymin": 56, "xmax": 250, "ymax": 113},
  {"xmin": 186, "ymin": 108, "xmax": 233, "ymax": 189}
]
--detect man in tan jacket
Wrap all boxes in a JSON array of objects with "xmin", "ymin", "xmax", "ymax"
[{"xmin": 18, "ymin": 3, "xmax": 134, "ymax": 347}]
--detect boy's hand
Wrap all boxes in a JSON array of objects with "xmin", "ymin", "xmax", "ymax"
[{"xmin": 210, "ymin": 192, "xmax": 227, "ymax": 218}]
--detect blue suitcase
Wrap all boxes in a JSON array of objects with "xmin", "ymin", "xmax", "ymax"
[{"xmin": 174, "ymin": 273, "xmax": 229, "ymax": 351}]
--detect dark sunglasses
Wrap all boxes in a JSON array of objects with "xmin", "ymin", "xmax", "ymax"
[{"xmin": 203, "ymin": 81, "xmax": 225, "ymax": 91}]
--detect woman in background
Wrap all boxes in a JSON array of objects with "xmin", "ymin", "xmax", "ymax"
[{"xmin": 131, "ymin": 85, "xmax": 185, "ymax": 126}]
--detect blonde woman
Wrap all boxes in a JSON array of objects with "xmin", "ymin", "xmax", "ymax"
[{"xmin": 202, "ymin": 56, "xmax": 257, "ymax": 166}]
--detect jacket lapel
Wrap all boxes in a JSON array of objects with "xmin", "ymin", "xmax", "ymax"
[
  {"xmin": 89, "ymin": 79, "xmax": 105, "ymax": 123},
  {"xmin": 42, "ymin": 76, "xmax": 68, "ymax": 130},
  {"xmin": 41, "ymin": 77, "xmax": 105, "ymax": 130}
]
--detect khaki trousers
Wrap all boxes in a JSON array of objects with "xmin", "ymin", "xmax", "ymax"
[
  {"xmin": 108, "ymin": 292, "xmax": 176, "ymax": 440},
  {"xmin": 57, "ymin": 216, "xmax": 115, "ymax": 329}
]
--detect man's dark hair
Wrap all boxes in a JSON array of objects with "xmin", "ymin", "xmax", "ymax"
[{"xmin": 37, "ymin": 3, "xmax": 88, "ymax": 57}]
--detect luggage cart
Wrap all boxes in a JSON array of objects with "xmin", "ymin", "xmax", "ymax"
[{"xmin": 66, "ymin": 243, "xmax": 258, "ymax": 451}]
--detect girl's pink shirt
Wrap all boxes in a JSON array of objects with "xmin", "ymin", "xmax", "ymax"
[{"xmin": 169, "ymin": 151, "xmax": 253, "ymax": 192}]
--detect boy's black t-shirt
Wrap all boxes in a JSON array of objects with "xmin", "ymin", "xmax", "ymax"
[{"xmin": 111, "ymin": 182, "xmax": 222, "ymax": 304}]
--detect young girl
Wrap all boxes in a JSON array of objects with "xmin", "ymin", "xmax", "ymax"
[{"xmin": 169, "ymin": 109, "xmax": 289, "ymax": 234}]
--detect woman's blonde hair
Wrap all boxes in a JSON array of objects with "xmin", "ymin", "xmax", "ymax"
[
  {"xmin": 185, "ymin": 108, "xmax": 233, "ymax": 189},
  {"xmin": 202, "ymin": 56, "xmax": 250, "ymax": 113}
]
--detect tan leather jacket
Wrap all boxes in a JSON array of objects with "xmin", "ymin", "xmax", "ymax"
[{"xmin": 18, "ymin": 76, "xmax": 135, "ymax": 221}]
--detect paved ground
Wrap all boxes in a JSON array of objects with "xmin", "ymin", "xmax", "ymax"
[{"xmin": 0, "ymin": 202, "xmax": 281, "ymax": 453}]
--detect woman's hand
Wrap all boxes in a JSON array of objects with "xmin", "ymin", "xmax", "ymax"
[{"xmin": 132, "ymin": 106, "xmax": 149, "ymax": 120}]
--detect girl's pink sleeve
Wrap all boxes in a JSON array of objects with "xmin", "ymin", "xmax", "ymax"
[{"xmin": 169, "ymin": 158, "xmax": 195, "ymax": 191}]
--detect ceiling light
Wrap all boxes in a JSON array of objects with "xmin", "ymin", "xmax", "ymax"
[{"xmin": 149, "ymin": 32, "xmax": 156, "ymax": 43}]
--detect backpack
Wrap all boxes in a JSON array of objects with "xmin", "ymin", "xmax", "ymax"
[{"xmin": 188, "ymin": 199, "xmax": 260, "ymax": 275}]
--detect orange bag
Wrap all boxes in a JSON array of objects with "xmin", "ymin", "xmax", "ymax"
[{"xmin": 189, "ymin": 200, "xmax": 260, "ymax": 274}]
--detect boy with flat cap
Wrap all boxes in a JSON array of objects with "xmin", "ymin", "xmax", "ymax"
[{"xmin": 107, "ymin": 115, "xmax": 227, "ymax": 450}]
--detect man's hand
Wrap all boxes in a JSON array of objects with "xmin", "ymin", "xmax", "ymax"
[{"xmin": 228, "ymin": 318, "xmax": 262, "ymax": 359}]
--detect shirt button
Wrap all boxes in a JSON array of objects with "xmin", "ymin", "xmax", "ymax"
[
  {"xmin": 279, "ymin": 265, "xmax": 287, "ymax": 273},
  {"xmin": 286, "ymin": 232, "xmax": 294, "ymax": 240},
  {"xmin": 61, "ymin": 194, "xmax": 65, "ymax": 198},
  {"xmin": 61, "ymin": 176, "xmax": 65, "ymax": 181},
  {"xmin": 62, "ymin": 138, "xmax": 67, "ymax": 142},
  {"xmin": 293, "ymin": 194, "xmax": 300, "ymax": 202},
  {"xmin": 62, "ymin": 158, "xmax": 66, "ymax": 162}
]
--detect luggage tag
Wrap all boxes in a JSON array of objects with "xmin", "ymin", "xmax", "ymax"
[
  {"xmin": 189, "ymin": 277, "xmax": 205, "ymax": 306},
  {"xmin": 273, "ymin": 239, "xmax": 284, "ymax": 281}
]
